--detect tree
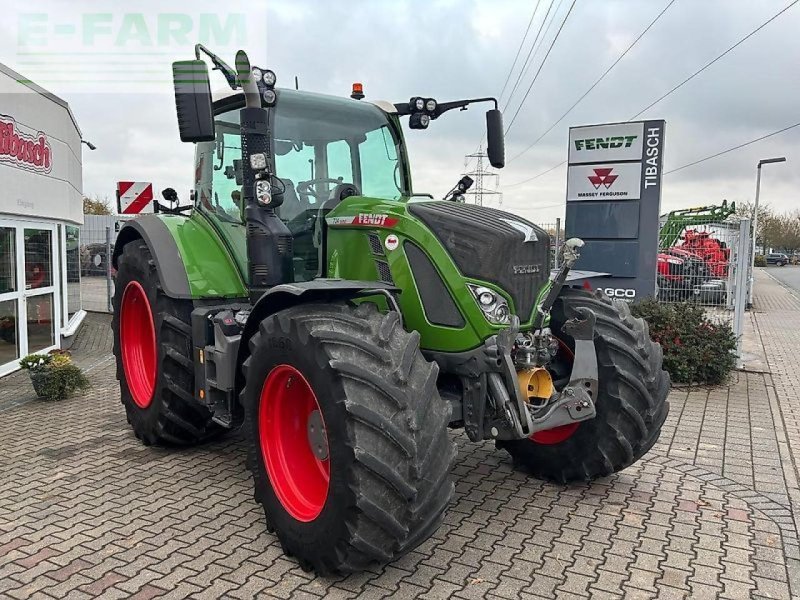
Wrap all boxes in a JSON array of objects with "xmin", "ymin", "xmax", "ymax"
[
  {"xmin": 83, "ymin": 196, "xmax": 112, "ymax": 215},
  {"xmin": 736, "ymin": 201, "xmax": 776, "ymax": 253},
  {"xmin": 772, "ymin": 212, "xmax": 800, "ymax": 255}
]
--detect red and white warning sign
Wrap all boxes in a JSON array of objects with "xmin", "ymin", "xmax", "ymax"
[{"xmin": 116, "ymin": 181, "xmax": 154, "ymax": 214}]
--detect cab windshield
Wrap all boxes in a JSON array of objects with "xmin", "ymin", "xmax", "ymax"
[{"xmin": 194, "ymin": 90, "xmax": 409, "ymax": 225}]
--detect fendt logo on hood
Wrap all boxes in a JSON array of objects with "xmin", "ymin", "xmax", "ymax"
[
  {"xmin": 574, "ymin": 135, "xmax": 637, "ymax": 151},
  {"xmin": 588, "ymin": 168, "xmax": 618, "ymax": 189},
  {"xmin": 0, "ymin": 115, "xmax": 52, "ymax": 174}
]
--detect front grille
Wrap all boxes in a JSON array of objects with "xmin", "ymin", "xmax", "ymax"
[
  {"xmin": 405, "ymin": 242, "xmax": 464, "ymax": 328},
  {"xmin": 375, "ymin": 260, "xmax": 393, "ymax": 283},
  {"xmin": 408, "ymin": 202, "xmax": 550, "ymax": 321},
  {"xmin": 367, "ymin": 233, "xmax": 384, "ymax": 255}
]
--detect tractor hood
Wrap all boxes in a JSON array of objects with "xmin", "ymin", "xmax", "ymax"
[{"xmin": 407, "ymin": 201, "xmax": 551, "ymax": 320}]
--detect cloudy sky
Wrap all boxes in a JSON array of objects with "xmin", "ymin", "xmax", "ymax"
[{"xmin": 3, "ymin": 0, "xmax": 798, "ymax": 223}]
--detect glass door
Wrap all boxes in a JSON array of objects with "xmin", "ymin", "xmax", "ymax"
[
  {"xmin": 0, "ymin": 226, "xmax": 19, "ymax": 376},
  {"xmin": 23, "ymin": 225, "xmax": 59, "ymax": 354},
  {"xmin": 0, "ymin": 219, "xmax": 61, "ymax": 376}
]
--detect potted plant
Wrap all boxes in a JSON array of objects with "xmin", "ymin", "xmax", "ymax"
[{"xmin": 19, "ymin": 351, "xmax": 90, "ymax": 401}]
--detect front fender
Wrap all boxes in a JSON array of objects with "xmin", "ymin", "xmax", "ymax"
[{"xmin": 236, "ymin": 279, "xmax": 399, "ymax": 396}]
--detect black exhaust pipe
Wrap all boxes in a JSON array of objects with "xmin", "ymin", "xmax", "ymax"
[{"xmin": 236, "ymin": 50, "xmax": 293, "ymax": 303}]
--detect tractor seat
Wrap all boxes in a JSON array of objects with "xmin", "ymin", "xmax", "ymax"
[{"xmin": 275, "ymin": 179, "xmax": 304, "ymax": 223}]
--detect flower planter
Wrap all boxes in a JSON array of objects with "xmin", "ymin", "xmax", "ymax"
[
  {"xmin": 29, "ymin": 368, "xmax": 65, "ymax": 401},
  {"xmin": 21, "ymin": 353, "xmax": 90, "ymax": 401}
]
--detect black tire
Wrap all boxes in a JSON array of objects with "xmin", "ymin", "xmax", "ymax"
[
  {"xmin": 498, "ymin": 288, "xmax": 670, "ymax": 483},
  {"xmin": 242, "ymin": 302, "xmax": 455, "ymax": 574},
  {"xmin": 112, "ymin": 241, "xmax": 221, "ymax": 446}
]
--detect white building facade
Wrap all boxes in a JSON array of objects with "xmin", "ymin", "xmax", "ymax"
[{"xmin": 0, "ymin": 63, "xmax": 85, "ymax": 376}]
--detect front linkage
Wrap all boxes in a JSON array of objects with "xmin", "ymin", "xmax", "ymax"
[{"xmin": 458, "ymin": 238, "xmax": 599, "ymax": 442}]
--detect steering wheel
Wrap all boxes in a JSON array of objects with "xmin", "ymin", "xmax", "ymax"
[{"xmin": 297, "ymin": 178, "xmax": 343, "ymax": 202}]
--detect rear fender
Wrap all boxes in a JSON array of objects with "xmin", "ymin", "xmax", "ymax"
[
  {"xmin": 112, "ymin": 216, "xmax": 192, "ymax": 299},
  {"xmin": 112, "ymin": 215, "xmax": 247, "ymax": 300}
]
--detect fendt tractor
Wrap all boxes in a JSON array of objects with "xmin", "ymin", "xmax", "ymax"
[{"xmin": 111, "ymin": 47, "xmax": 670, "ymax": 574}]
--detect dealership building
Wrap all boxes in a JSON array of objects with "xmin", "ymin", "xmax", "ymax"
[{"xmin": 0, "ymin": 63, "xmax": 85, "ymax": 376}]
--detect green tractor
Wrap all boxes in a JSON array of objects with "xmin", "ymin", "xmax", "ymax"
[{"xmin": 111, "ymin": 47, "xmax": 669, "ymax": 574}]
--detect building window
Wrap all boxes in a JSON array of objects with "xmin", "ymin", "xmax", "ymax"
[
  {"xmin": 24, "ymin": 229, "xmax": 53, "ymax": 290},
  {"xmin": 26, "ymin": 294, "xmax": 54, "ymax": 353},
  {"xmin": 0, "ymin": 228, "xmax": 16, "ymax": 294},
  {"xmin": 0, "ymin": 300, "xmax": 18, "ymax": 365}
]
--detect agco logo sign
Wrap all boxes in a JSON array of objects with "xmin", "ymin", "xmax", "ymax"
[
  {"xmin": 0, "ymin": 115, "xmax": 52, "ymax": 174},
  {"xmin": 574, "ymin": 135, "xmax": 637, "ymax": 151},
  {"xmin": 603, "ymin": 288, "xmax": 636, "ymax": 300},
  {"xmin": 588, "ymin": 168, "xmax": 618, "ymax": 189}
]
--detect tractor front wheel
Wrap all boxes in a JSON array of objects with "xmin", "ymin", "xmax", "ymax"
[
  {"xmin": 242, "ymin": 302, "xmax": 455, "ymax": 574},
  {"xmin": 498, "ymin": 288, "xmax": 670, "ymax": 482},
  {"xmin": 112, "ymin": 241, "xmax": 221, "ymax": 445}
]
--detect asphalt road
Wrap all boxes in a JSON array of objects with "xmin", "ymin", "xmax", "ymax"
[{"xmin": 763, "ymin": 264, "xmax": 800, "ymax": 294}]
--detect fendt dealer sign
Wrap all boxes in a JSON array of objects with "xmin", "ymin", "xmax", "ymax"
[{"xmin": 565, "ymin": 120, "xmax": 665, "ymax": 300}]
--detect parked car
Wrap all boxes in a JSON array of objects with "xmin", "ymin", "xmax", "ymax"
[
  {"xmin": 766, "ymin": 253, "xmax": 790, "ymax": 266},
  {"xmin": 81, "ymin": 243, "xmax": 115, "ymax": 276}
]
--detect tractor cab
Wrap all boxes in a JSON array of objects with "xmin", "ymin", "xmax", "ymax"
[{"xmin": 194, "ymin": 89, "xmax": 410, "ymax": 282}]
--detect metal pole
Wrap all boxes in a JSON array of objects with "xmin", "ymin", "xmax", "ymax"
[
  {"xmin": 554, "ymin": 217, "xmax": 561, "ymax": 269},
  {"xmin": 734, "ymin": 218, "xmax": 751, "ymax": 368},
  {"xmin": 106, "ymin": 226, "xmax": 113, "ymax": 313},
  {"xmin": 747, "ymin": 165, "xmax": 762, "ymax": 305}
]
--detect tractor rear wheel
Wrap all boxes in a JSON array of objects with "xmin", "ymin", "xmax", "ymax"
[
  {"xmin": 112, "ymin": 241, "xmax": 220, "ymax": 445},
  {"xmin": 242, "ymin": 302, "xmax": 455, "ymax": 574},
  {"xmin": 498, "ymin": 288, "xmax": 670, "ymax": 482}
]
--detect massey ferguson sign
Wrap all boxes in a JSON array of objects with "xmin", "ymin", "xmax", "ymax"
[
  {"xmin": 567, "ymin": 162, "xmax": 642, "ymax": 201},
  {"xmin": 565, "ymin": 120, "xmax": 666, "ymax": 300},
  {"xmin": 0, "ymin": 114, "xmax": 52, "ymax": 173}
]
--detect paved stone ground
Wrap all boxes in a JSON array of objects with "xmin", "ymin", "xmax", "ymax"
[{"xmin": 1, "ymin": 285, "xmax": 799, "ymax": 599}]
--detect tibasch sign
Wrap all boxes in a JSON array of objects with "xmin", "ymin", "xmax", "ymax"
[
  {"xmin": 117, "ymin": 181, "xmax": 154, "ymax": 215},
  {"xmin": 0, "ymin": 114, "xmax": 52, "ymax": 173},
  {"xmin": 565, "ymin": 120, "xmax": 666, "ymax": 300}
]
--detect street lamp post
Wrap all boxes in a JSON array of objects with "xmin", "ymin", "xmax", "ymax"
[{"xmin": 748, "ymin": 156, "xmax": 786, "ymax": 305}]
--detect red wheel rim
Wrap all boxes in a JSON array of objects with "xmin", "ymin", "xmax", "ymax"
[
  {"xmin": 120, "ymin": 281, "xmax": 157, "ymax": 409},
  {"xmin": 259, "ymin": 365, "xmax": 330, "ymax": 522},
  {"xmin": 530, "ymin": 338, "xmax": 580, "ymax": 445}
]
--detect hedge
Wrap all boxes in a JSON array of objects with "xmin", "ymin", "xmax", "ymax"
[{"xmin": 631, "ymin": 299, "xmax": 737, "ymax": 385}]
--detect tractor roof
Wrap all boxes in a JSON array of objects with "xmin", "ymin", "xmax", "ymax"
[{"xmin": 211, "ymin": 87, "xmax": 397, "ymax": 114}]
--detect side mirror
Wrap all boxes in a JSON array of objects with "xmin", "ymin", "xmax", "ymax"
[
  {"xmin": 161, "ymin": 188, "xmax": 178, "ymax": 202},
  {"xmin": 486, "ymin": 109, "xmax": 505, "ymax": 169},
  {"xmin": 172, "ymin": 60, "xmax": 215, "ymax": 143}
]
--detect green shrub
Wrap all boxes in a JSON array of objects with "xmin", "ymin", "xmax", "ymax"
[
  {"xmin": 631, "ymin": 299, "xmax": 737, "ymax": 385},
  {"xmin": 754, "ymin": 255, "xmax": 767, "ymax": 267}
]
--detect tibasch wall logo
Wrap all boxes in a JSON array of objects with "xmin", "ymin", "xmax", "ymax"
[
  {"xmin": 588, "ymin": 168, "xmax": 618, "ymax": 190},
  {"xmin": 0, "ymin": 115, "xmax": 52, "ymax": 173}
]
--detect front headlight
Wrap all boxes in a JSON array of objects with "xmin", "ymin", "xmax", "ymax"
[{"xmin": 467, "ymin": 284, "xmax": 511, "ymax": 325}]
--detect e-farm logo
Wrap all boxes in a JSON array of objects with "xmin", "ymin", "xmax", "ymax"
[
  {"xmin": 17, "ymin": 13, "xmax": 246, "ymax": 48},
  {"xmin": 574, "ymin": 135, "xmax": 638, "ymax": 151},
  {"xmin": 7, "ymin": 5, "xmax": 265, "ymax": 93}
]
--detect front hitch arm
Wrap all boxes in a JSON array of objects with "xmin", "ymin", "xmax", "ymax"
[{"xmin": 527, "ymin": 307, "xmax": 598, "ymax": 435}]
